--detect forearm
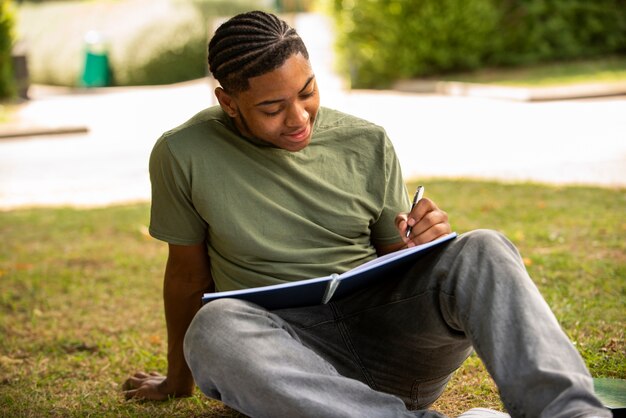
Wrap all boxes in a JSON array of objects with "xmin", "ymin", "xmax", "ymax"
[{"xmin": 162, "ymin": 250, "xmax": 213, "ymax": 395}]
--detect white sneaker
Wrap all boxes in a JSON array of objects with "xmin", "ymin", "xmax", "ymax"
[{"xmin": 457, "ymin": 408, "xmax": 511, "ymax": 418}]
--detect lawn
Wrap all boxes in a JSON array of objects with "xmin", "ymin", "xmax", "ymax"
[
  {"xmin": 0, "ymin": 179, "xmax": 624, "ymax": 417},
  {"xmin": 437, "ymin": 55, "xmax": 626, "ymax": 87}
]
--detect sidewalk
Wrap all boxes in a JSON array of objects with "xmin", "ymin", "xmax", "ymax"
[
  {"xmin": 0, "ymin": 80, "xmax": 216, "ymax": 209},
  {"xmin": 1, "ymin": 13, "xmax": 625, "ymax": 210},
  {"xmin": 1, "ymin": 78, "xmax": 624, "ymax": 210}
]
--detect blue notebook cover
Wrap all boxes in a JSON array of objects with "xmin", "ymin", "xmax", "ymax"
[{"xmin": 202, "ymin": 233, "xmax": 457, "ymax": 310}]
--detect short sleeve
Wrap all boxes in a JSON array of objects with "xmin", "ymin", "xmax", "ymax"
[
  {"xmin": 148, "ymin": 135, "xmax": 208, "ymax": 245},
  {"xmin": 369, "ymin": 134, "xmax": 410, "ymax": 246}
]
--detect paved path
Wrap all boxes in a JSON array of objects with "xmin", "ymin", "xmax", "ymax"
[
  {"xmin": 1, "ymin": 81, "xmax": 623, "ymax": 210},
  {"xmin": 1, "ymin": 14, "xmax": 624, "ymax": 210}
]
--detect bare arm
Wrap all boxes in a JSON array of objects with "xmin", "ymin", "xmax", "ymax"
[{"xmin": 123, "ymin": 242, "xmax": 213, "ymax": 400}]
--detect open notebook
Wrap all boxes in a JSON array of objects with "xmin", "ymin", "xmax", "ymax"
[{"xmin": 202, "ymin": 233, "xmax": 457, "ymax": 310}]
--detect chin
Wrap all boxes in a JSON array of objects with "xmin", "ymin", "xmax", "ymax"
[{"xmin": 283, "ymin": 139, "xmax": 310, "ymax": 152}]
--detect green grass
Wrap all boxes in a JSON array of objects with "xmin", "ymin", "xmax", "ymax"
[
  {"xmin": 437, "ymin": 55, "xmax": 626, "ymax": 87},
  {"xmin": 1, "ymin": 180, "xmax": 624, "ymax": 416}
]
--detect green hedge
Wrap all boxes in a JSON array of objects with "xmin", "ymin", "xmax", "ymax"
[
  {"xmin": 0, "ymin": 0, "xmax": 16, "ymax": 98},
  {"xmin": 110, "ymin": 5, "xmax": 208, "ymax": 86},
  {"xmin": 16, "ymin": 0, "xmax": 263, "ymax": 87},
  {"xmin": 493, "ymin": 0, "xmax": 626, "ymax": 65},
  {"xmin": 332, "ymin": 0, "xmax": 626, "ymax": 88}
]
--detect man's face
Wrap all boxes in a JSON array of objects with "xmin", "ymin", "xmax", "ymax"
[{"xmin": 218, "ymin": 53, "xmax": 320, "ymax": 152}]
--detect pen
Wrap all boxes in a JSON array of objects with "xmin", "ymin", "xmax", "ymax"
[{"xmin": 405, "ymin": 185, "xmax": 424, "ymax": 238}]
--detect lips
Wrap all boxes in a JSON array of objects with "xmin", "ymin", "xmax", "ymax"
[{"xmin": 284, "ymin": 124, "xmax": 311, "ymax": 142}]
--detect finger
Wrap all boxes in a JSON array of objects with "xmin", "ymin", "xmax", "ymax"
[
  {"xmin": 394, "ymin": 213, "xmax": 408, "ymax": 230},
  {"xmin": 125, "ymin": 374, "xmax": 155, "ymax": 389},
  {"xmin": 407, "ymin": 209, "xmax": 448, "ymax": 239},
  {"xmin": 148, "ymin": 371, "xmax": 162, "ymax": 377},
  {"xmin": 124, "ymin": 388, "xmax": 141, "ymax": 400},
  {"xmin": 122, "ymin": 373, "xmax": 147, "ymax": 391},
  {"xmin": 411, "ymin": 222, "xmax": 451, "ymax": 245},
  {"xmin": 399, "ymin": 219, "xmax": 410, "ymax": 241},
  {"xmin": 124, "ymin": 386, "xmax": 169, "ymax": 402},
  {"xmin": 394, "ymin": 214, "xmax": 411, "ymax": 241},
  {"xmin": 121, "ymin": 378, "xmax": 134, "ymax": 391},
  {"xmin": 411, "ymin": 197, "xmax": 437, "ymax": 217},
  {"xmin": 406, "ymin": 198, "xmax": 439, "ymax": 228}
]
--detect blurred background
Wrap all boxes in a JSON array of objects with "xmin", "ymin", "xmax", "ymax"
[
  {"xmin": 0, "ymin": 0, "xmax": 625, "ymax": 208},
  {"xmin": 2, "ymin": 0, "xmax": 625, "ymax": 90},
  {"xmin": 0, "ymin": 0, "xmax": 626, "ymax": 91}
]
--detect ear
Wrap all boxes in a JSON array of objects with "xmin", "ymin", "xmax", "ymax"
[{"xmin": 215, "ymin": 87, "xmax": 238, "ymax": 118}]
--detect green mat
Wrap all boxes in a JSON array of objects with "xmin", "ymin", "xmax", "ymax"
[{"xmin": 594, "ymin": 378, "xmax": 626, "ymax": 417}]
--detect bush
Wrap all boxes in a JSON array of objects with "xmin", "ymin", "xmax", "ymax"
[
  {"xmin": 493, "ymin": 0, "xmax": 626, "ymax": 65},
  {"xmin": 15, "ymin": 0, "xmax": 264, "ymax": 87},
  {"xmin": 110, "ymin": 5, "xmax": 208, "ymax": 86},
  {"xmin": 332, "ymin": 0, "xmax": 500, "ymax": 88},
  {"xmin": 0, "ymin": 0, "xmax": 16, "ymax": 98},
  {"xmin": 331, "ymin": 0, "xmax": 626, "ymax": 88}
]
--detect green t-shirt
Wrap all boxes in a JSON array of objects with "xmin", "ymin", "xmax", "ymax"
[{"xmin": 149, "ymin": 106, "xmax": 410, "ymax": 291}]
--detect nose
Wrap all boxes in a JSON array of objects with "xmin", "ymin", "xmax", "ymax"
[{"xmin": 285, "ymin": 103, "xmax": 308, "ymax": 127}]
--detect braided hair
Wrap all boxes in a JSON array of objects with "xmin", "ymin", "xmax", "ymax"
[{"xmin": 208, "ymin": 11, "xmax": 309, "ymax": 93}]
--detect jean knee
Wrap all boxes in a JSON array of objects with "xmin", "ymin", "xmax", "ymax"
[
  {"xmin": 462, "ymin": 228, "xmax": 507, "ymax": 246},
  {"xmin": 184, "ymin": 299, "xmax": 252, "ymax": 363},
  {"xmin": 461, "ymin": 229, "xmax": 521, "ymax": 259},
  {"xmin": 463, "ymin": 230, "xmax": 539, "ymax": 299}
]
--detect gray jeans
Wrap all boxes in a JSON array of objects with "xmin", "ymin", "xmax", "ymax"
[{"xmin": 183, "ymin": 230, "xmax": 609, "ymax": 418}]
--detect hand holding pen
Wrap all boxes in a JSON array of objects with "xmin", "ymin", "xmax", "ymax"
[{"xmin": 400, "ymin": 185, "xmax": 451, "ymax": 246}]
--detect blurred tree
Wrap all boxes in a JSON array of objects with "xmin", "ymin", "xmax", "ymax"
[
  {"xmin": 15, "ymin": 0, "xmax": 267, "ymax": 87},
  {"xmin": 493, "ymin": 0, "xmax": 626, "ymax": 65},
  {"xmin": 274, "ymin": 0, "xmax": 315, "ymax": 12},
  {"xmin": 333, "ymin": 0, "xmax": 500, "ymax": 88},
  {"xmin": 0, "ymin": 0, "xmax": 16, "ymax": 99},
  {"xmin": 331, "ymin": 0, "xmax": 626, "ymax": 88}
]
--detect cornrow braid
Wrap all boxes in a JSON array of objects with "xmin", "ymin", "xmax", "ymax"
[{"xmin": 208, "ymin": 11, "xmax": 309, "ymax": 93}]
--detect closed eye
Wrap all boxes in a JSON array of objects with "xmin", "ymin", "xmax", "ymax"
[
  {"xmin": 260, "ymin": 105, "xmax": 284, "ymax": 117},
  {"xmin": 261, "ymin": 87, "xmax": 316, "ymax": 117}
]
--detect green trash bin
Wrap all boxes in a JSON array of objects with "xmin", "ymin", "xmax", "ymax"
[{"xmin": 80, "ymin": 30, "xmax": 110, "ymax": 87}]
